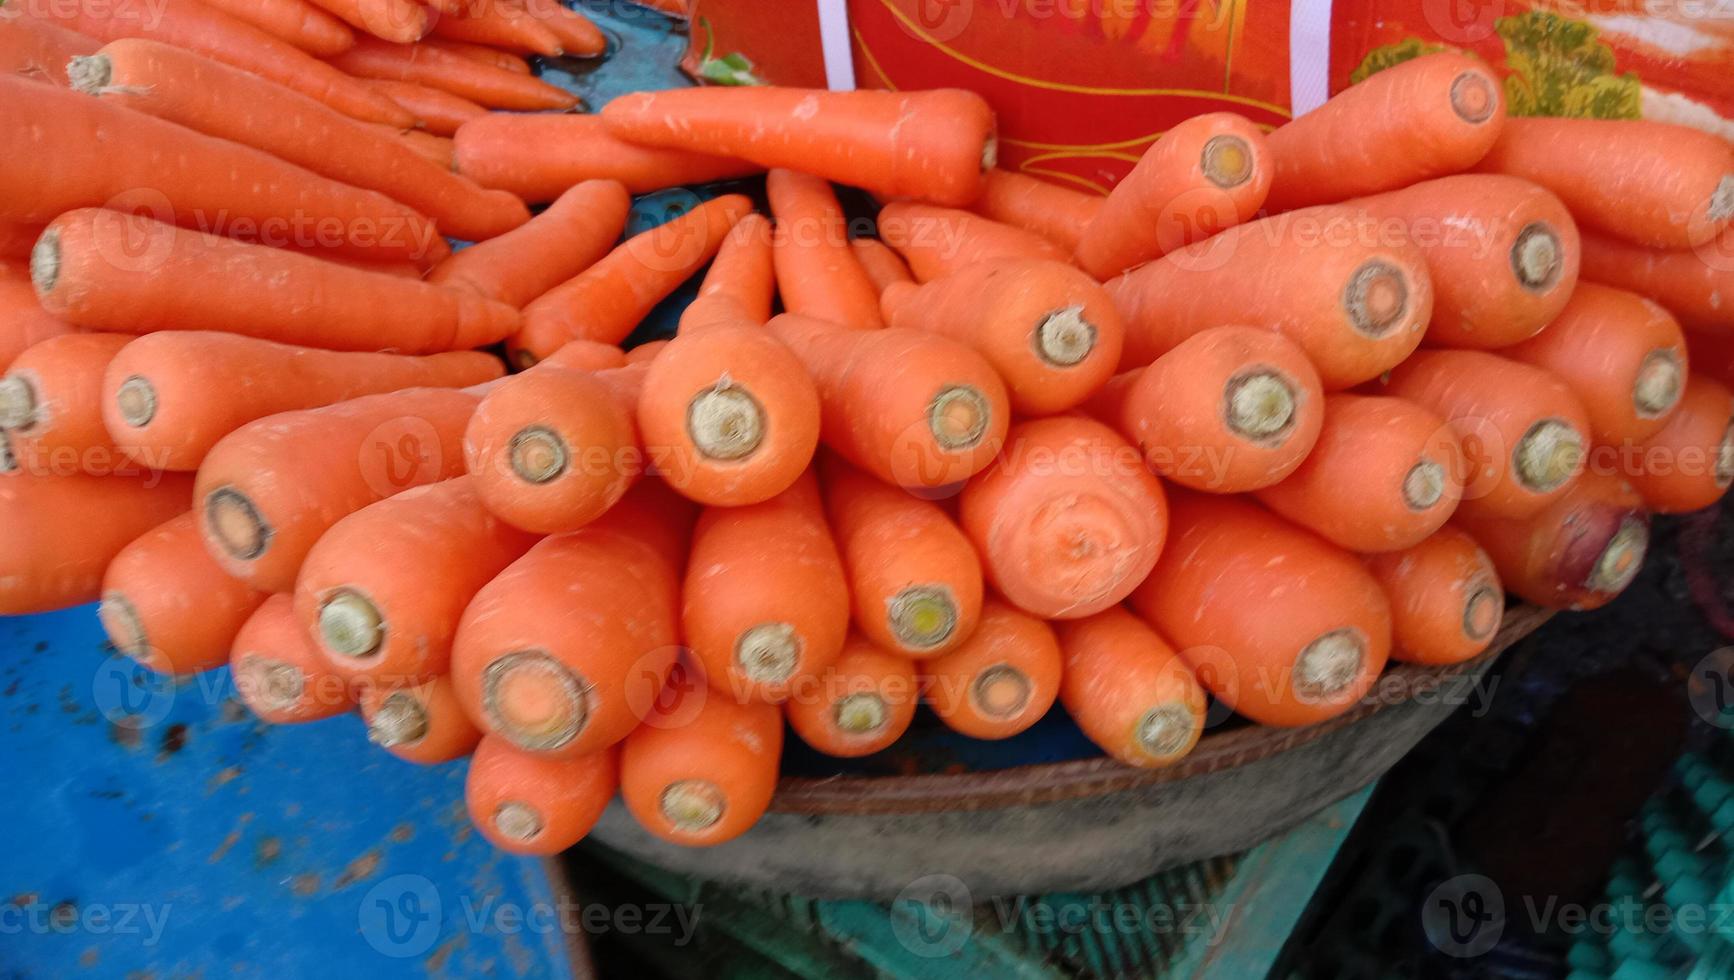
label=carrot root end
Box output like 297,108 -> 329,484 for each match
1223,371 -> 1297,443
493,801 -> 545,843
0,377 -> 39,431
481,649 -> 587,753
368,691 -> 429,749
1200,135 -> 1254,190
888,585 -> 958,652
928,386 -> 992,451
971,663 -> 1032,720
115,377 -> 159,428
1136,703 -> 1196,760
687,382 -> 765,461
1291,629 -> 1366,703
206,488 -> 273,563
1513,419 -> 1584,495
1402,459 -> 1447,511
1034,306 -> 1097,367
318,590 -> 385,659
29,229 -> 59,296
735,622 -> 800,684
98,591 -> 152,668
1448,70 -> 1497,124
1344,260 -> 1409,339
1633,350 -> 1684,419
660,779 -> 726,832
1511,223 -> 1563,294
1463,585 -> 1501,642
1588,518 -> 1649,595
508,426 -> 569,485
239,655 -> 305,713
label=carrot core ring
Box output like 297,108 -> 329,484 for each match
834,693 -> 889,735
1034,306 -> 1097,367
508,426 -> 568,484
493,802 -> 544,843
687,383 -> 765,461
1463,585 -> 1501,642
1402,459 -> 1447,511
1512,419 -> 1583,494
318,590 -> 384,658
1292,629 -> 1365,703
28,229 -> 59,294
116,376 -> 159,427
1588,518 -> 1648,594
1633,350 -> 1684,418
482,649 -> 587,752
928,385 -> 992,450
1344,260 -> 1409,338
99,591 -> 151,665
206,487 -> 273,562
972,663 -> 1031,719
1137,703 -> 1196,759
735,622 -> 800,683
368,691 -> 428,748
1223,370 -> 1297,442
0,377 -> 38,430
1200,135 -> 1253,189
888,585 -> 958,651
660,779 -> 726,832
1448,71 -> 1497,124
1511,223 -> 1563,293
239,654 -> 305,712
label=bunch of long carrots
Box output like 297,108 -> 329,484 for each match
2,27 -> 1729,857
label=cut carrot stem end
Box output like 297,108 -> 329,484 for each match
206,488 -> 272,561
1464,586 -> 1501,642
493,801 -> 544,843
1345,260 -> 1409,338
835,693 -> 889,735
1137,703 -> 1196,758
1034,306 -> 1096,367
237,655 -> 304,713
660,779 -> 726,832
1710,176 -> 1733,223
1589,518 -> 1648,594
98,592 -> 150,666
115,376 -> 158,428
28,229 -> 58,293
928,385 -> 992,450
1511,223 -> 1563,292
1402,459 -> 1447,511
481,649 -> 587,752
735,622 -> 800,683
888,585 -> 958,651
1633,350 -> 1684,418
1201,135 -> 1253,189
972,663 -> 1032,719
1224,371 -> 1297,441
1449,71 -> 1496,123
687,383 -> 764,461
66,54 -> 109,92
1291,629 -> 1366,703
508,426 -> 568,485
367,691 -> 429,749
1513,419 -> 1584,493
0,377 -> 38,430
318,590 -> 384,659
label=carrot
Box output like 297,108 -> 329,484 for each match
36,211 -> 516,353
620,679 -> 781,847
0,223 -> 46,261
453,112 -> 760,203
195,386 -> 480,591
419,36 -> 529,73
920,599 -> 1061,740
1354,175 -> 1580,349
1115,325 -> 1324,492
230,594 -> 356,723
760,169 -> 881,330
1055,608 -> 1207,768
1104,206 -> 1433,389
507,0 -> 605,56
0,263 -> 73,371
1075,112 -> 1271,280
1378,350 -> 1591,521
848,237 -> 913,297
102,332 -> 498,472
197,0 -> 354,55
877,202 -> 1064,283
12,0 -> 414,126
763,313 -> 1007,486
1255,394 -> 1465,553
679,212 -> 775,330
296,476 -> 538,687
429,4 -> 562,56
393,127 -> 454,170
328,37 -> 578,111
0,80 -> 443,263
0,468 -> 192,615
821,455 -> 983,657
450,481 -> 692,757
969,168 -> 1102,254
430,181 -> 631,309
959,416 -> 1165,619
301,0 -> 427,43
683,471 -> 850,703
512,194 -> 754,364
362,77 -> 484,135
785,634 -> 917,758
1503,282 -> 1688,447
462,362 -> 646,532
73,41 -> 528,243
1455,469 -> 1649,611
881,257 -> 1125,415
543,340 -> 629,372
1620,373 -> 1734,514
1578,229 -> 1734,335
99,511 -> 268,676
0,17 -> 98,86
465,736 -> 617,854
602,87 -> 997,206
1264,52 -> 1505,213
1476,117 -> 1734,250
1364,527 -> 1503,666
0,333 -> 132,467
1690,332 -> 1734,389
361,675 -> 483,764
625,340 -> 668,364
1130,493 -> 1392,728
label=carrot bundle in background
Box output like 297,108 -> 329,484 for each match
454,112 -> 761,202
329,37 -> 578,111
101,512 -> 269,676
429,180 -> 632,309
968,169 -> 1102,254
1578,230 -> 1734,335
0,333 -> 133,464
196,0 -> 355,56
1622,374 -> 1734,514
360,675 -> 483,765
466,736 -> 618,855
766,169 -> 884,330
785,635 -> 918,758
1456,469 -> 1650,611
231,594 -> 354,724
427,3 -> 564,57
877,203 -> 1063,282
1365,527 -> 1503,666
920,599 -> 1062,740
620,683 -> 783,847
1056,608 -> 1206,769
511,0 -> 608,55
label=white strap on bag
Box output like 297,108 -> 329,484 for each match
1289,0 -> 1335,116
816,0 -> 857,91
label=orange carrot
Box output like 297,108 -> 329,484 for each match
0,469 -> 193,614
100,511 -> 269,675
0,80 -> 442,262
0,17 -> 98,86
419,36 -> 529,73
197,0 -> 354,55
0,262 -> 73,371
301,0 -> 428,44
231,593 -> 356,723
1364,527 -> 1503,666
1455,469 -> 1650,610
1578,229 -> 1734,335
1130,492 -> 1392,728
1104,206 -> 1433,389
1690,332 -> 1734,389
102,332 -> 499,471
428,3 -> 562,56
1055,607 -> 1207,768
766,169 -> 883,330
620,680 -> 782,847
603,87 -> 997,206
512,194 -> 754,363
36,210 -> 516,352
959,416 -> 1166,619
1115,325 -> 1324,492
453,112 -> 760,203
542,340 -> 629,372
465,736 -> 617,854
785,633 -> 917,758
74,40 -> 527,242
1075,112 -> 1271,280
683,471 -> 850,703
821,454 -> 983,657
877,202 -> 1064,283
1620,373 -> 1733,514
1354,174 -> 1580,349
1476,117 -> 1734,249
328,37 -> 578,110
765,313 -> 1009,487
679,212 -> 775,330
0,223 -> 46,261
1378,350 -> 1591,521
1264,52 -> 1505,213
462,362 -> 646,532
881,257 -> 1125,415
921,599 -> 1061,740
392,126 -> 454,169
361,675 -> 483,764
0,333 -> 132,465
625,339 -> 668,364
195,386 -> 480,591
507,0 -> 604,56
296,476 -> 539,686
362,77 -> 485,135
430,180 -> 631,308
969,168 -> 1102,254
450,482 -> 692,757
13,0 -> 414,125
1503,282 -> 1688,447
849,237 -> 913,297
1255,394 -> 1465,553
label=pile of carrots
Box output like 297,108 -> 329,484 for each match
2,14 -> 1731,858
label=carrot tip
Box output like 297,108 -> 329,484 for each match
735,622 -> 800,683
687,383 -> 765,461
206,488 -> 273,562
1291,629 -> 1366,704
1035,306 -> 1097,368
1136,703 -> 1196,759
239,654 -> 304,712
971,663 -> 1032,719
98,591 -> 150,666
1633,350 -> 1684,418
1513,419 -> 1584,494
368,691 -> 429,749
1589,518 -> 1649,594
29,229 -> 59,295
0,376 -> 38,430
508,426 -> 569,485
835,693 -> 890,735
928,385 -> 992,451
1511,223 -> 1564,293
481,650 -> 587,752
888,585 -> 958,652
1709,175 -> 1733,224
1402,459 -> 1447,511
1224,371 -> 1297,442
493,801 -> 545,843
1344,260 -> 1410,338
114,377 -> 159,428
1448,70 -> 1497,125
1201,135 -> 1254,190
318,591 -> 385,659
1463,585 -> 1502,642
659,779 -> 726,832
66,54 -> 109,95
